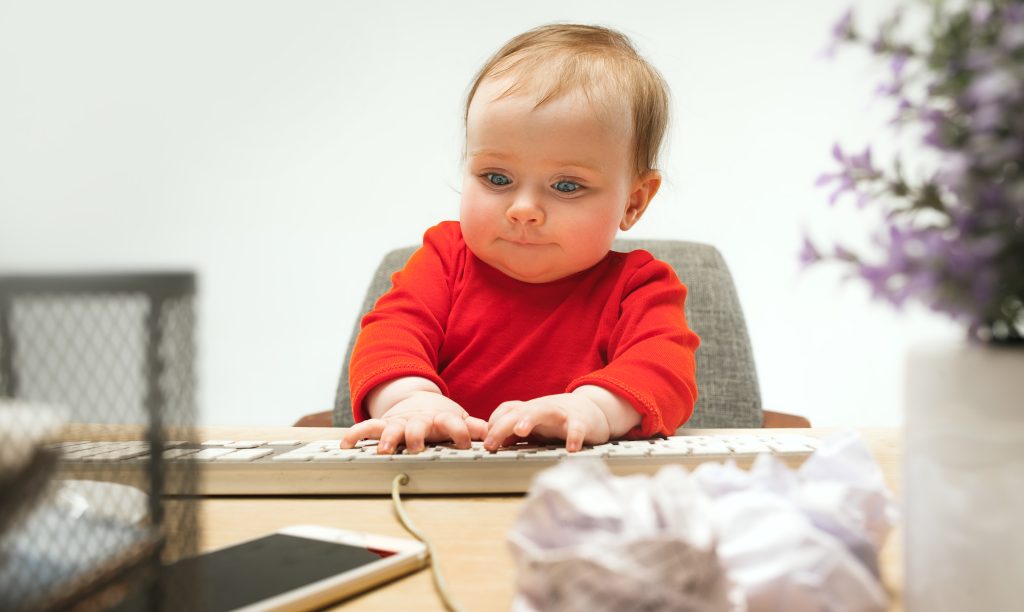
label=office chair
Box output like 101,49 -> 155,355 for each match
295,241 -> 808,429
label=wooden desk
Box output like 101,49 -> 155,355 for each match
194,427 -> 903,611
69,426 -> 903,610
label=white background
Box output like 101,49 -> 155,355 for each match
0,0 -> 960,427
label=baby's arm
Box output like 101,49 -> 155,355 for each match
340,376 -> 488,454
483,385 -> 640,452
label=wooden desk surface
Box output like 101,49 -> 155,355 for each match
68,425 -> 903,610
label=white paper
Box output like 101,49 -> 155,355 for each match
508,431 -> 896,612
0,400 -> 65,477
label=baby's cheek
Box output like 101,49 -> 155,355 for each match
573,215 -> 620,258
458,200 -> 498,246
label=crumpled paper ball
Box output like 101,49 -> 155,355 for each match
507,431 -> 896,612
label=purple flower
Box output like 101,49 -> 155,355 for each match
921,108 -> 952,149
999,23 -> 1024,50
816,144 -> 882,206
833,245 -> 857,262
890,53 -> 908,77
857,262 -> 904,307
936,153 -> 969,192
965,49 -> 997,71
971,103 -> 1003,132
848,147 -> 877,174
807,1 -> 1024,342
971,5 -> 994,25
821,7 -> 855,59
827,176 -> 856,206
969,268 -> 999,311
799,235 -> 823,268
966,69 -> 1018,106
968,133 -> 1021,171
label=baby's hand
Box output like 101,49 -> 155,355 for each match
340,391 -> 488,454
483,393 -> 611,452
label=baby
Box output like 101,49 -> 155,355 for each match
341,24 -> 699,454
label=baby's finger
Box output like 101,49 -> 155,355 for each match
377,420 -> 407,455
464,416 -> 489,440
485,412 -> 527,451
436,412 -> 471,449
512,403 -> 564,438
340,420 -> 385,448
403,418 -> 429,454
487,401 -> 522,424
564,418 -> 586,452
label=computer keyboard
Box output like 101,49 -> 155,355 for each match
51,433 -> 822,495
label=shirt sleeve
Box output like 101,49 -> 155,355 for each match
348,223 -> 460,422
566,257 -> 700,437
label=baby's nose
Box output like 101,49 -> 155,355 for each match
506,196 -> 544,225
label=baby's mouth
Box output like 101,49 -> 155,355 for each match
507,235 -> 546,246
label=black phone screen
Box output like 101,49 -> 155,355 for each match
115,533 -> 394,611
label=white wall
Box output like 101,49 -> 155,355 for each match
0,0 -> 960,427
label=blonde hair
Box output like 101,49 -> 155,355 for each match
465,24 -> 670,177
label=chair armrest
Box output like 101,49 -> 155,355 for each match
294,410 -> 333,428
762,410 -> 811,428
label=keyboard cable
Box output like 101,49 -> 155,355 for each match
391,473 -> 465,612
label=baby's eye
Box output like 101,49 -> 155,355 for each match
485,173 -> 512,186
553,180 -> 580,193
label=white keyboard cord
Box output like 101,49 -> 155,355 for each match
391,473 -> 465,612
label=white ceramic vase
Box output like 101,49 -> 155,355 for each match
904,341 -> 1024,611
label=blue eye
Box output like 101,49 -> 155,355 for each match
485,173 -> 511,186
553,180 -> 580,193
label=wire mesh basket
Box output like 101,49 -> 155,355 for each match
0,273 -> 199,611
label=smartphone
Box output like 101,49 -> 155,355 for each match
117,525 -> 428,611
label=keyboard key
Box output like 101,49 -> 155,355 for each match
485,450 -> 520,459
648,446 -> 690,457
216,448 -> 275,462
687,439 -> 732,455
565,448 -> 609,458
357,454 -> 396,462
309,449 -> 363,462
721,439 -> 773,455
53,441 -> 94,450
62,443 -> 131,459
616,440 -> 654,448
762,436 -> 819,453
164,448 -> 201,460
202,440 -> 233,446
268,440 -> 301,446
225,441 -> 266,449
518,451 -> 564,462
272,452 -> 313,462
79,447 -> 151,461
393,453 -> 438,462
310,455 -> 353,462
606,447 -> 650,457
305,440 -> 345,453
193,448 -> 235,461
437,450 -> 483,461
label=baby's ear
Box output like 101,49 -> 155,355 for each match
620,171 -> 662,231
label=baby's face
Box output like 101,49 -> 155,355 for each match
460,79 -> 643,283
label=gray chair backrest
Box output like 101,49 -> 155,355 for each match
333,240 -> 763,430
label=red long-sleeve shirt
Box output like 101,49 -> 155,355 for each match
349,221 -> 700,437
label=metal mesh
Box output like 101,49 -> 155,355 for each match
0,274 -> 199,611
